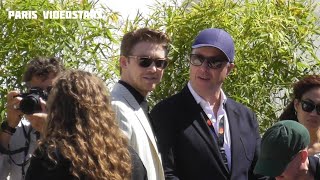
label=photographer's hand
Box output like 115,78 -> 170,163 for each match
6,91 -> 24,128
25,98 -> 47,134
0,91 -> 23,150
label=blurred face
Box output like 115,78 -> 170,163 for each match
120,41 -> 167,96
189,47 -> 234,96
275,151 -> 308,180
294,87 -> 320,130
28,72 -> 56,92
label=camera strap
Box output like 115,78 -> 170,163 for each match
0,144 -> 26,155
7,121 -> 33,179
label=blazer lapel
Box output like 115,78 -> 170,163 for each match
225,100 -> 241,174
134,107 -> 159,154
114,83 -> 160,155
182,86 -> 230,174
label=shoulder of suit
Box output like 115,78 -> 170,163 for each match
308,156 -> 320,177
225,98 -> 254,113
153,91 -> 184,110
111,97 -> 136,112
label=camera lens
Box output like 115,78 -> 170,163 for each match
19,95 -> 41,114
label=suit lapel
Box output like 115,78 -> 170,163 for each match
192,106 -> 218,154
225,100 -> 241,174
182,86 -> 230,174
113,83 -> 160,155
134,108 -> 159,153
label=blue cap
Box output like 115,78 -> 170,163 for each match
192,28 -> 235,63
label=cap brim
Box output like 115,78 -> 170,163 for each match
254,158 -> 288,177
191,44 -> 232,62
192,44 -> 219,49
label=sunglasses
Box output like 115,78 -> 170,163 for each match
26,86 -> 52,93
128,56 -> 168,69
300,100 -> 320,115
189,54 -> 229,69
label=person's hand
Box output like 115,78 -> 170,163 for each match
24,98 -> 47,133
25,113 -> 47,133
6,91 -> 23,128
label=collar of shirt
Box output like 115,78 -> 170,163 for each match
119,80 -> 145,105
187,82 -> 227,122
188,82 -> 232,170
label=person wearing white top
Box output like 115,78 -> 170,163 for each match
0,57 -> 64,180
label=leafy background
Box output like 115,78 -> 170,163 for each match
1,0 -> 320,133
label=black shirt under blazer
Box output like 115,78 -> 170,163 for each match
150,85 -> 267,180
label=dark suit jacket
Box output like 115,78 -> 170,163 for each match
150,85 -> 266,180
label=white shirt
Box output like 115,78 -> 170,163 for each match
0,119 -> 38,180
188,82 -> 232,170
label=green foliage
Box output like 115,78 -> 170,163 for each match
136,0 -> 320,132
0,0 -> 119,121
1,0 -> 319,133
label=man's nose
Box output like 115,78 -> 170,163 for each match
147,61 -> 157,72
200,60 -> 211,69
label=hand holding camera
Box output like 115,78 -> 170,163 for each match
6,91 -> 24,128
6,87 -> 48,132
17,87 -> 49,115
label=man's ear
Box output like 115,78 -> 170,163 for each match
226,63 -> 235,76
299,149 -> 308,163
120,56 -> 128,69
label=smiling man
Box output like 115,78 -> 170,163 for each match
111,28 -> 170,180
150,28 -> 266,180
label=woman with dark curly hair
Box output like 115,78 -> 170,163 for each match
280,75 -> 320,157
25,70 -> 147,180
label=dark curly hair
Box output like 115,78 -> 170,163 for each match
23,57 -> 64,83
279,75 -> 320,121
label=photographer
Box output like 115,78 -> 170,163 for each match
0,57 -> 64,180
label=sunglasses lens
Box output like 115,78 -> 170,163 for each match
190,54 -> 204,66
301,101 -> 315,112
190,54 -> 227,69
208,61 -> 224,69
317,106 -> 320,115
155,60 -> 168,69
139,58 -> 153,68
138,57 -> 168,69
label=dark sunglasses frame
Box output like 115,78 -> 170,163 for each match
128,56 -> 168,69
300,100 -> 320,115
26,85 -> 52,93
189,54 -> 229,69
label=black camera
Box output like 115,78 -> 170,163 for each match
18,87 -> 49,115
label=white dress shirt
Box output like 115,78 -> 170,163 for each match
188,82 -> 232,170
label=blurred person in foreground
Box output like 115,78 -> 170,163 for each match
254,120 -> 320,180
0,57 -> 64,180
25,70 -> 147,180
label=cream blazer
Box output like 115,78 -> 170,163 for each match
111,83 -> 165,180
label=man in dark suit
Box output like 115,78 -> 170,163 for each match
150,28 -> 266,180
